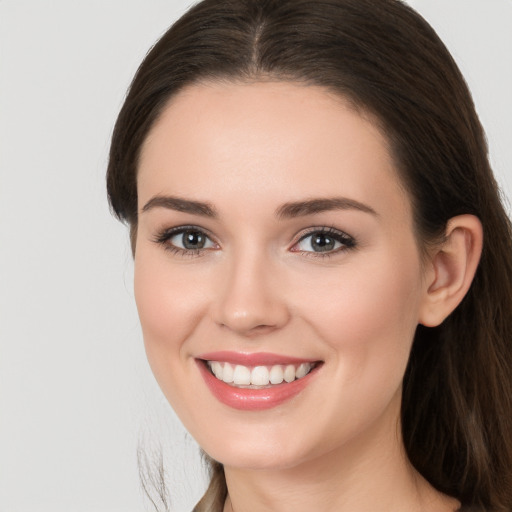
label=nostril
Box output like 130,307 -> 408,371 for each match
254,324 -> 276,331
249,324 -> 279,336
218,322 -> 278,337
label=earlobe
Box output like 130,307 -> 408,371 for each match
419,215 -> 483,327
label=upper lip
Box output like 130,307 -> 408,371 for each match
197,351 -> 321,366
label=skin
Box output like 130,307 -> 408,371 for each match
134,81 -> 473,511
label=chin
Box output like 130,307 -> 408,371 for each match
208,446 -> 307,471
196,423 -> 317,471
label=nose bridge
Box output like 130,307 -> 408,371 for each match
213,242 -> 289,335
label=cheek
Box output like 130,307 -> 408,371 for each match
133,248 -> 206,374
286,254 -> 423,448
299,251 -> 423,379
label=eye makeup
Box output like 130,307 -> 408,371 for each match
152,225 -> 219,257
290,226 -> 356,258
152,223 -> 357,259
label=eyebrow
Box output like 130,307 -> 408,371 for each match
141,194 -> 377,219
275,197 -> 378,219
141,195 -> 217,217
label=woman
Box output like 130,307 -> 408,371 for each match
107,0 -> 512,510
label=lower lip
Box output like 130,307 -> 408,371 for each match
196,360 -> 320,411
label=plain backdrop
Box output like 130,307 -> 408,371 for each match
0,1 -> 511,511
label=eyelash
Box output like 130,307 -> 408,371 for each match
153,225 -> 356,258
291,226 -> 356,258
153,225 -> 218,257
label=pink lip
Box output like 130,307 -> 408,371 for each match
197,351 -> 317,366
196,356 -> 322,411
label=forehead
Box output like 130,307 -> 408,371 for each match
137,80 -> 410,223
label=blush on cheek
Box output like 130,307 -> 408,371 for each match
307,258 -> 420,366
134,271 -> 169,339
135,284 -> 192,352
134,254 -> 212,360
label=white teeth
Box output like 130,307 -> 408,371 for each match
233,365 -> 251,385
269,365 -> 284,384
296,363 -> 309,379
284,364 -> 296,383
211,361 -> 223,380
222,362 -> 234,383
251,366 -> 270,386
207,361 -> 315,387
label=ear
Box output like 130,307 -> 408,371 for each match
419,214 -> 483,327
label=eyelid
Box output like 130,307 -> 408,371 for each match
290,226 -> 356,255
153,224 -> 219,255
152,224 -> 355,258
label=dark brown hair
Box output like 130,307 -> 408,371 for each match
107,1 -> 512,510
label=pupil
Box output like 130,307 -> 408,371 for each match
312,234 -> 335,252
183,231 -> 205,249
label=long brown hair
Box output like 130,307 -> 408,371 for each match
107,1 -> 512,510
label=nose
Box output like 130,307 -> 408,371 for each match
212,251 -> 291,337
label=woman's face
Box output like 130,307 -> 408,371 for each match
135,81 -> 431,470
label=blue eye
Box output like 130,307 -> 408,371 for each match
294,229 -> 355,254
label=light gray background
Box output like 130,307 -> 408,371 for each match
0,1 -> 511,511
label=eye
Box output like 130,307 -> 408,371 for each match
292,228 -> 355,255
154,226 -> 217,255
171,229 -> 215,250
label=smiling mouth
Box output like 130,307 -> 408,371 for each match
204,360 -> 320,389
196,354 -> 323,410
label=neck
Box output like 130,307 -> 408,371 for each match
222,395 -> 459,512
